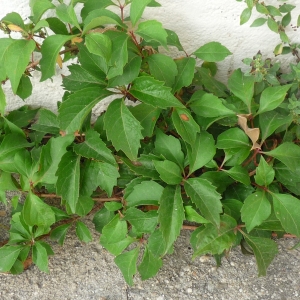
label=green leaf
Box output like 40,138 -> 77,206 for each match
56,150 -> 81,213
16,75 -> 32,100
241,191 -> 271,232
191,215 -> 236,258
279,4 -> 295,13
272,193 -> 300,237
1,39 -> 35,94
106,31 -> 129,79
63,64 -> 106,92
104,202 -> 122,211
154,129 -> 184,168
125,180 -> 164,207
267,17 -> 278,33
1,12 -> 25,29
93,207 -> 115,234
146,54 -> 178,87
100,215 -> 135,256
194,42 -> 231,62
73,129 -> 116,166
114,248 -> 139,286
259,110 -> 293,142
40,35 -> 74,82
186,131 -> 216,175
184,178 -> 222,227
130,0 -> 151,25
257,85 -> 292,114
172,57 -> 196,93
190,92 -> 235,117
107,55 -> 142,87
32,241 -> 49,273
216,128 -> 250,149
130,76 -> 184,108
75,196 -> 94,216
147,230 -> 166,257
185,206 -> 210,224
138,246 -> 163,280
158,185 -> 185,254
171,108 -> 200,145
255,156 -> 275,186
240,7 -> 252,25
244,235 -> 278,276
0,245 -> 23,272
82,9 -> 125,35
58,87 -> 112,134
265,142 -> 300,172
22,192 -> 55,227
223,165 -> 250,185
46,17 -> 69,35
153,160 -> 182,185
250,17 -> 267,27
75,221 -> 92,243
97,162 -> 120,196
30,108 -> 59,134
85,32 -> 112,62
130,103 -> 161,137
136,20 -> 168,49
166,29 -> 184,51
104,98 -> 143,160
222,199 -> 243,221
56,3 -> 81,30
228,69 -> 255,111
123,207 -> 158,233
32,19 -> 49,33
81,0 -> 114,20
50,224 -> 71,246
30,0 -> 55,24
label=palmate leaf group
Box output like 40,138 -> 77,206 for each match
0,0 -> 300,287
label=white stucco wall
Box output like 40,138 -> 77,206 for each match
1,0 -> 300,113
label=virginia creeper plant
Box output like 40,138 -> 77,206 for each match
0,0 -> 300,285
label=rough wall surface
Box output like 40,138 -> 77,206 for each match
1,0 -> 300,113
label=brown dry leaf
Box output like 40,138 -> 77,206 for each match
180,114 -> 189,121
7,24 -> 23,32
56,54 -> 63,69
71,36 -> 83,44
237,114 -> 260,150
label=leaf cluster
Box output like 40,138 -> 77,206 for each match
0,0 -> 300,285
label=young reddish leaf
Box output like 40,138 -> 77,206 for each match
184,178 -> 222,227
114,248 -> 139,286
241,191 -> 271,232
104,98 -> 143,161
158,185 -> 185,254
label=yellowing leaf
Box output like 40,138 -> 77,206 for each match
56,54 -> 63,68
71,36 -> 83,44
7,24 -> 23,32
237,114 -> 260,150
